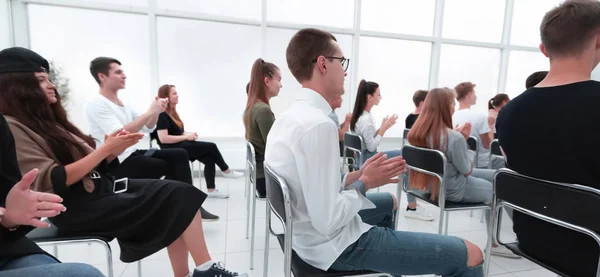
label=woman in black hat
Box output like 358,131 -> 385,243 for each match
0,47 -> 247,277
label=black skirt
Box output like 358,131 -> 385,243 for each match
50,178 -> 206,263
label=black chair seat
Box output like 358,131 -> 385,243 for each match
407,190 -> 488,210
276,235 -> 382,277
504,242 -> 570,277
26,224 -> 113,243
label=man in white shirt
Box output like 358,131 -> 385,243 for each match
84,57 -> 219,221
265,28 -> 483,276
452,82 -> 504,169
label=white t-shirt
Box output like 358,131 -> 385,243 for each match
452,109 -> 490,168
84,95 -> 154,162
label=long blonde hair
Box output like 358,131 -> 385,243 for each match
407,87 -> 455,200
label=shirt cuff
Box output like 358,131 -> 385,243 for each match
345,179 -> 376,210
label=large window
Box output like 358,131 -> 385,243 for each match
77,0 -> 147,7
510,0 -> 564,47
504,50 -> 548,99
438,44 -> 501,114
157,0 -> 261,21
28,4 -> 151,133
442,0 -> 506,43
357,37 -> 431,137
157,17 -> 261,138
267,0 -> 354,28
360,0 -> 435,36
265,28 -> 353,122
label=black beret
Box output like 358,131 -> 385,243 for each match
0,47 -> 49,74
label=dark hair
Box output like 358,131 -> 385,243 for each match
488,94 -> 510,110
90,57 -> 121,85
540,0 -> 600,58
0,72 -> 95,165
243,58 -> 279,138
350,79 -> 379,131
412,90 -> 428,107
245,82 -> 249,94
454,82 -> 476,100
525,71 -> 548,89
286,28 -> 338,82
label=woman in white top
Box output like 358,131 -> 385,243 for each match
350,80 -> 433,221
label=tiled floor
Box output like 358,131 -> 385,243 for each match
41,177 -> 556,277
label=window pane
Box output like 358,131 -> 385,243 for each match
358,37 -> 432,137
157,0 -> 261,20
438,44 -> 501,114
265,28 -> 353,120
77,0 -> 147,6
442,0 -> 506,43
157,17 -> 261,137
510,0 -> 563,47
504,50 -> 548,99
28,5 -> 151,133
267,0 -> 354,28
361,0 -> 435,36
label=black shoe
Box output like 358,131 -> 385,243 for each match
200,207 -> 219,222
192,262 -> 247,277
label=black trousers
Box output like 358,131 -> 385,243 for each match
160,141 -> 229,189
112,148 -> 193,186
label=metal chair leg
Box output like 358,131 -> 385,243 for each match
52,245 -> 58,257
263,202 -> 271,277
438,208 -> 445,234
250,182 -> 257,269
444,211 -> 450,235
101,241 -> 114,277
246,186 -> 252,240
137,261 -> 142,277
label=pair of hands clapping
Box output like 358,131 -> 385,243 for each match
358,152 -> 407,190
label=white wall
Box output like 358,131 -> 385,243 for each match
0,0 -> 11,49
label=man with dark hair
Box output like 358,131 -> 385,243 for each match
452,82 -> 504,169
525,70 -> 548,89
405,89 -> 428,129
84,57 -> 220,221
265,28 -> 483,276
496,1 -> 600,276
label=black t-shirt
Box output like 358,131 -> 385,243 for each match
155,112 -> 184,144
405,113 -> 419,129
496,80 -> 600,277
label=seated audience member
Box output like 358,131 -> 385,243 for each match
243,58 -> 281,198
265,27 -> 484,276
84,57 -> 218,221
525,70 -> 548,89
487,94 -> 509,137
327,94 -> 352,157
405,89 -> 428,129
496,1 -> 600,276
452,82 -> 504,169
154,84 -> 243,199
0,47 -> 246,277
408,87 -> 518,258
351,80 -> 432,221
0,113 -> 104,277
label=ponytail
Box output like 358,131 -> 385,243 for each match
350,79 -> 379,131
488,93 -> 510,110
488,98 -> 495,110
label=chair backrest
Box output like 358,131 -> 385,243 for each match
466,136 -> 478,151
264,164 -> 292,227
403,128 -> 410,139
490,139 -> 501,156
246,141 -> 257,183
402,144 -> 446,180
343,132 -> 364,152
494,169 -> 600,233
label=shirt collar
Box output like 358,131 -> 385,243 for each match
297,87 -> 333,116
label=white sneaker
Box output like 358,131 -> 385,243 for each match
490,245 -> 521,259
222,170 -> 243,179
207,189 -> 229,199
404,205 -> 434,221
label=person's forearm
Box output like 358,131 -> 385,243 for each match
338,128 -> 344,141
160,134 -> 189,144
344,171 -> 362,187
145,112 -> 159,129
64,148 -> 110,186
123,111 -> 153,133
376,127 -> 386,137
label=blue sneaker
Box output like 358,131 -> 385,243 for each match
192,262 -> 247,277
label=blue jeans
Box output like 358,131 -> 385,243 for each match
460,169 -> 513,226
0,254 -> 104,277
361,149 -> 416,204
360,192 -> 395,229
330,227 -> 482,277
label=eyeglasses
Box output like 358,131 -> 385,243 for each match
312,56 -> 350,72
